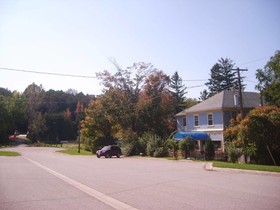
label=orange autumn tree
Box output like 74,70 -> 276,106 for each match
225,106 -> 280,165
81,98 -> 115,152
136,70 -> 175,136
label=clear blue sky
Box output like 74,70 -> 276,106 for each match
0,0 -> 279,98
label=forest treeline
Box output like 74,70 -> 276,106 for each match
0,85 -> 95,144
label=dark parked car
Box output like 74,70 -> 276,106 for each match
96,145 -> 121,158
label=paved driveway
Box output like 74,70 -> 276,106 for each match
1,147 -> 280,210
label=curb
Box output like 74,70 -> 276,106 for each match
204,162 -> 280,177
204,162 -> 214,171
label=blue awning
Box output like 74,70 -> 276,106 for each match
174,132 -> 209,141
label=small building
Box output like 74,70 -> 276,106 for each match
175,90 -> 261,152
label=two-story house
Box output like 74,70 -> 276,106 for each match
175,90 -> 261,152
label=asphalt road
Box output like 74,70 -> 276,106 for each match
1,146 -> 280,210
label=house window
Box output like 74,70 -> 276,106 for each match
213,141 -> 221,149
207,113 -> 213,126
194,115 -> 199,127
183,118 -> 187,127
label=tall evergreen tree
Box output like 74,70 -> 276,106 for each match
202,58 -> 238,99
169,71 -> 187,113
199,89 -> 210,101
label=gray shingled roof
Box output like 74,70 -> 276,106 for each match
176,90 -> 261,116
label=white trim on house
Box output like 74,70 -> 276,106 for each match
207,112 -> 214,126
192,128 -> 223,132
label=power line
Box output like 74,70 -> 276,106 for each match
237,56 -> 270,67
0,67 -> 97,79
1,66 -> 209,82
0,65 -> 256,93
186,85 -> 206,89
182,79 -> 207,81
1,54 -> 271,80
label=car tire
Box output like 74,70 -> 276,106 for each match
117,153 -> 120,158
97,155 -> 100,158
105,154 -> 109,158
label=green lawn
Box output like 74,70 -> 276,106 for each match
58,147 -> 93,155
212,161 -> 280,173
0,151 -> 21,156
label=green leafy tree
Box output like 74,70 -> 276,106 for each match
23,83 -> 45,115
44,113 -> 77,144
0,84 -> 94,145
184,98 -> 199,108
0,91 -> 28,145
23,84 -> 45,140
256,50 -> 280,107
0,96 -> 12,145
96,61 -> 154,134
81,98 -> 114,152
7,91 -> 28,133
28,112 -> 47,142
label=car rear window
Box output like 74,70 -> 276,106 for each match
102,146 -> 111,150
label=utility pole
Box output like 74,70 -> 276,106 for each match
231,67 -> 248,118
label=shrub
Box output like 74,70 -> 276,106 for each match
225,141 -> 242,163
24,138 -> 32,145
153,147 -> 167,157
205,139 -> 215,160
143,133 -> 167,157
81,135 -> 92,151
224,106 -> 280,165
82,134 -> 115,154
179,137 -> 195,159
167,138 -> 179,159
138,132 -> 150,156
121,141 -> 137,156
120,129 -> 139,156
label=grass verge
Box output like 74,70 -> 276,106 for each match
0,151 -> 21,156
58,147 -> 93,155
212,161 -> 280,173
